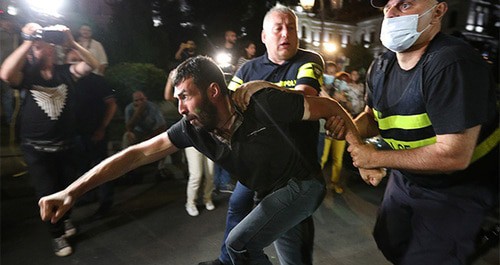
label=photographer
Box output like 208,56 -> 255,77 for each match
174,39 -> 198,62
0,22 -> 99,257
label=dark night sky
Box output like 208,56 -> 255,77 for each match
164,0 -> 281,56
164,0 -> 376,56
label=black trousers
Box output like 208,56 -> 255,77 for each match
21,144 -> 77,238
373,171 -> 496,265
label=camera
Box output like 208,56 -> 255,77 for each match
32,28 -> 65,45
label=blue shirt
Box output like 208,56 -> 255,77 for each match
124,101 -> 166,135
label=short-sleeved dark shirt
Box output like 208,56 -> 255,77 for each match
228,49 -> 324,164
167,89 -> 322,198
228,49 -> 324,91
74,73 -> 115,135
367,33 -> 498,188
18,64 -> 76,143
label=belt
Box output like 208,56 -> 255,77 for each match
22,139 -> 75,153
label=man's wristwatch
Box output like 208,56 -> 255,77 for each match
21,32 -> 35,41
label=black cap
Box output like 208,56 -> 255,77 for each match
370,0 -> 445,8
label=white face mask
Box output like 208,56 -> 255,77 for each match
323,74 -> 335,85
380,5 -> 436,52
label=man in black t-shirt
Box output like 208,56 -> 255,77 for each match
335,1 -> 499,264
38,56 -> 361,265
0,23 -> 99,257
202,4 -> 325,265
67,49 -> 118,219
206,4 -> 325,264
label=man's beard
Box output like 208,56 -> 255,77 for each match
195,96 -> 218,131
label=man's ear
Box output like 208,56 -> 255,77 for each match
261,30 -> 266,44
433,2 -> 448,22
207,82 -> 220,102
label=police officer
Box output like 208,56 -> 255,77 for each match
339,0 -> 499,264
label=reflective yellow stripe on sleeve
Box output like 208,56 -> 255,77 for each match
384,127 -> 499,162
297,62 -> 323,85
374,109 -> 432,130
471,128 -> 500,163
228,76 -> 244,91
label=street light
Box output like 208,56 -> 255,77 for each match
323,42 -> 337,55
299,0 -> 315,11
299,0 -> 325,54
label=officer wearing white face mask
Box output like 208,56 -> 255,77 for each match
379,1 -> 437,52
329,0 -> 499,264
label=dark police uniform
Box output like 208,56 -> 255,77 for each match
229,48 -> 324,163
367,32 -> 499,264
228,49 -> 324,92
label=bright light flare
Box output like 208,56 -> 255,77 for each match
26,0 -> 64,17
300,0 -> 315,10
7,5 -> 18,16
323,42 -> 337,54
215,51 -> 232,67
153,17 -> 163,27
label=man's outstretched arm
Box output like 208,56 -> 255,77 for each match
39,133 -> 179,224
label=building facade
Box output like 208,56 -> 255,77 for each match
296,0 -> 498,69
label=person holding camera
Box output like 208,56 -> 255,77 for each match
0,22 -> 99,257
174,39 -> 198,62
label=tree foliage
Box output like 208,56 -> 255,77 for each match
104,0 -> 172,69
105,63 -> 167,110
